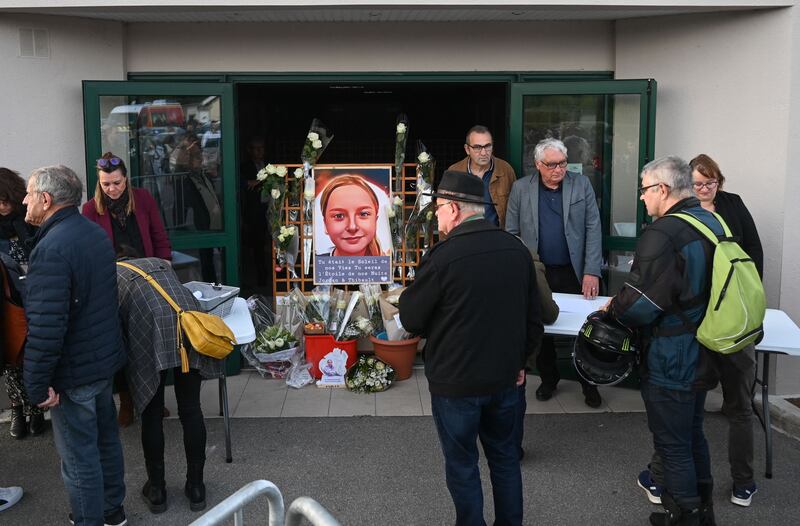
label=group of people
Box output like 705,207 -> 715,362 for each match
400,126 -> 762,526
1,156 -> 222,525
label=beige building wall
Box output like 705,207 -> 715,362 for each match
616,8 -> 800,394
0,15 -> 125,180
124,21 -> 614,72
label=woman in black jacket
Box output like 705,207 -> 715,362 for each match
689,153 -> 762,505
0,167 -> 43,440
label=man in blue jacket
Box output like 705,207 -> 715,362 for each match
607,157 -> 721,526
22,165 -> 127,526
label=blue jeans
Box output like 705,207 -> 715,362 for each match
641,380 -> 710,508
50,378 -> 126,526
431,386 -> 523,526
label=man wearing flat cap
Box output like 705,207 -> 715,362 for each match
400,170 -> 543,526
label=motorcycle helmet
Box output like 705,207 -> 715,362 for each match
573,310 -> 638,386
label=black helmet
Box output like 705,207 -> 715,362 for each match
573,311 -> 638,386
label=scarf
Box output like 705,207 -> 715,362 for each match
103,191 -> 131,228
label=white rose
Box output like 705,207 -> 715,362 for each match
288,226 -> 297,236
256,168 -> 268,182
266,164 -> 277,175
396,123 -> 406,134
386,205 -> 395,219
276,165 -> 288,177
271,188 -> 281,200
294,168 -> 304,179
393,196 -> 403,207
307,132 -> 319,141
418,151 -> 430,163
312,139 -> 323,149
278,234 -> 286,242
275,338 -> 285,347
304,189 -> 315,201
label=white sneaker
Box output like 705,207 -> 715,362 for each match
0,486 -> 23,512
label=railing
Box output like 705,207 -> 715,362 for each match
188,480 -> 342,526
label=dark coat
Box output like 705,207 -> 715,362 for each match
23,207 -> 126,405
399,218 -> 543,397
610,198 -> 720,392
82,187 -> 172,260
713,190 -> 763,278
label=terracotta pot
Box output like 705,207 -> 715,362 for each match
369,335 -> 421,381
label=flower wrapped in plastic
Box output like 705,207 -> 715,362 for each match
359,283 -> 385,336
242,295 -> 303,379
301,119 -> 334,275
406,141 -> 437,253
345,355 -> 395,393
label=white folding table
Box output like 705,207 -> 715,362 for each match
219,297 -> 256,463
548,293 -> 800,479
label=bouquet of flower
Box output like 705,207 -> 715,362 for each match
304,285 -> 332,325
406,141 -> 437,252
345,355 -> 395,393
256,164 -> 297,273
338,316 -> 374,342
254,325 -> 299,355
327,288 -> 347,336
300,119 -> 334,275
394,114 -> 409,194
359,284 -> 385,336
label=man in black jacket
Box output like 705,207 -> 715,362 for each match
400,170 -> 543,526
22,165 -> 127,526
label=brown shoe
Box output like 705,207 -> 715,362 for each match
118,391 -> 134,428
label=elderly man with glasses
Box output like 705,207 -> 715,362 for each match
448,125 -> 516,228
506,137 -> 603,408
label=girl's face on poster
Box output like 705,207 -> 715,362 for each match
323,184 -> 378,257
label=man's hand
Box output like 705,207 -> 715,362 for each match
37,387 -> 60,409
516,369 -> 526,386
582,274 -> 600,300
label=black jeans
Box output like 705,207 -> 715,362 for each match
141,368 -> 206,466
536,265 -> 591,388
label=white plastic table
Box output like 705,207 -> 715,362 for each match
218,297 -> 256,463
549,293 -> 800,478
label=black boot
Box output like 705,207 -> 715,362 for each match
697,479 -> 716,526
142,462 -> 167,513
29,412 -> 46,436
9,406 -> 27,439
185,462 -> 206,511
649,490 -> 701,526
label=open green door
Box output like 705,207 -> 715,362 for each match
82,81 -> 238,285
508,79 -> 656,294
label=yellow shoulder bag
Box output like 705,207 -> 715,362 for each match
117,262 -> 236,372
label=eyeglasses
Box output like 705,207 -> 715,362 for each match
692,181 -> 718,190
435,200 -> 458,211
539,159 -> 568,170
466,143 -> 493,153
96,157 -> 123,170
638,182 -> 665,195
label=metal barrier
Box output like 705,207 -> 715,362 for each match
188,480 -> 342,526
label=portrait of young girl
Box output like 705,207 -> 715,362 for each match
313,166 -> 393,284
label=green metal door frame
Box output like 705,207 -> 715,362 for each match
82,80 -> 239,284
508,79 -> 657,251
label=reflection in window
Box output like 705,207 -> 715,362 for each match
99,96 -> 224,234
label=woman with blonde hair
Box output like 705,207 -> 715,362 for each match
319,174 -> 386,257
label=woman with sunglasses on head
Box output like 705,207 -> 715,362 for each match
82,152 -> 172,427
0,167 -> 46,439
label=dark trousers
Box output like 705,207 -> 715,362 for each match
651,344 -> 756,488
431,386 -> 523,526
536,265 -> 591,388
141,368 -> 206,467
514,381 -> 526,458
642,381 -> 710,508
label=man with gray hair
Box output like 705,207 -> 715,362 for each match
606,156 -> 722,525
506,137 -> 603,407
22,165 -> 127,526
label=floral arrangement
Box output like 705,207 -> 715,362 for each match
406,141 -> 437,252
394,115 -> 409,194
254,325 -> 299,354
300,119 -> 333,275
338,316 -> 374,341
359,284 -> 385,336
345,355 -> 395,393
276,225 -> 297,252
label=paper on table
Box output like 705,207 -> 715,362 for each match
555,294 -> 610,315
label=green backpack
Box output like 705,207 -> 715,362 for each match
671,212 -> 766,354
